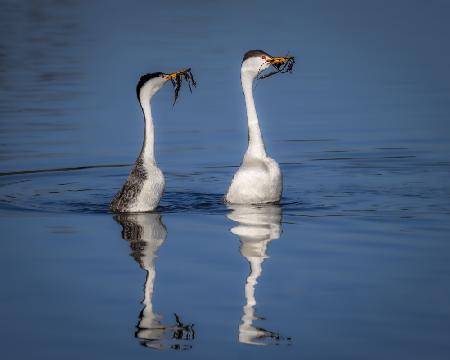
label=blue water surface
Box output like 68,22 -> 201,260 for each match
1,0 -> 450,359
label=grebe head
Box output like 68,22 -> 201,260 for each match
241,50 -> 295,80
136,69 -> 196,104
136,72 -> 168,102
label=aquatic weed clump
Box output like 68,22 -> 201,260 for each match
257,56 -> 295,80
170,68 -> 197,105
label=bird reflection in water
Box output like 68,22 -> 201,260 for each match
227,204 -> 291,346
114,213 -> 195,350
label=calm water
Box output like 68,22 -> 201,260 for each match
1,0 -> 450,359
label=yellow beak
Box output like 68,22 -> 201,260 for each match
164,68 -> 191,80
268,56 -> 292,64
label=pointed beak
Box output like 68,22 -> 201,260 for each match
267,56 -> 293,65
164,68 -> 191,80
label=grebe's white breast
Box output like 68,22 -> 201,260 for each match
225,155 -> 282,204
127,164 -> 165,213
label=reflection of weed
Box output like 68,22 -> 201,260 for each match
256,326 -> 292,343
172,313 -> 195,341
135,312 -> 195,351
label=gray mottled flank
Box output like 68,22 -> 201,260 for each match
110,155 -> 147,212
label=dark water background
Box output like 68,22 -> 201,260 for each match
1,0 -> 450,359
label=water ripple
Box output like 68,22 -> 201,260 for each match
0,153 -> 449,221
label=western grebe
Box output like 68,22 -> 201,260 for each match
111,69 -> 196,213
225,50 -> 295,205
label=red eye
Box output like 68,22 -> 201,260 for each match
261,55 -> 266,59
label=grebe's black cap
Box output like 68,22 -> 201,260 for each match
136,72 -> 163,99
242,50 -> 271,63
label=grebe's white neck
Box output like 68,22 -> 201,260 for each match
139,79 -> 165,167
241,70 -> 267,159
139,97 -> 156,166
